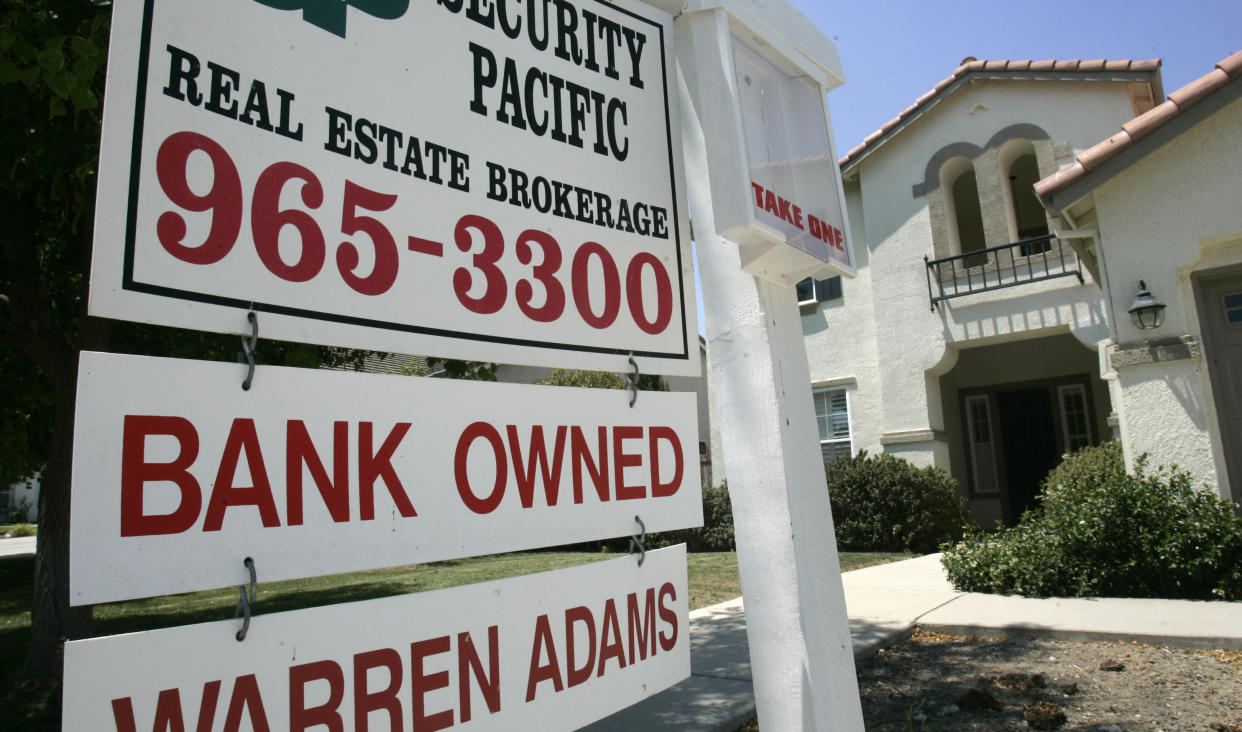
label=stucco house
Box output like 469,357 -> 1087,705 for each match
1035,50 -> 1242,504
800,57 -> 1168,526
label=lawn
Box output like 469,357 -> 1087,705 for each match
0,547 -> 909,728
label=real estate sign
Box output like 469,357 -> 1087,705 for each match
64,546 -> 690,732
91,0 -> 696,375
70,351 -> 701,605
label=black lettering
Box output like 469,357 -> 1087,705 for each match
469,42 -> 497,117
204,61 -> 240,119
239,81 -> 273,131
324,106 -> 352,156
162,44 -> 203,105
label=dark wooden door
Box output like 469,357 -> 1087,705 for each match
998,387 -> 1059,524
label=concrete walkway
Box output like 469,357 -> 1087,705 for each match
0,535 -> 35,558
584,553 -> 1242,731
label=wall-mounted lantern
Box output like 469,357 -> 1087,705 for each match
1127,280 -> 1167,330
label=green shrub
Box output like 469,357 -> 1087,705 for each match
648,481 -> 735,552
825,451 -> 971,553
941,442 -> 1242,600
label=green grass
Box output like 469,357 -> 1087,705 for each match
0,524 -> 36,537
0,549 -> 911,729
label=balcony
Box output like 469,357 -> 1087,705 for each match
924,234 -> 1084,310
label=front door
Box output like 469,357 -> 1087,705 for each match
998,387 -> 1060,524
1197,272 -> 1242,500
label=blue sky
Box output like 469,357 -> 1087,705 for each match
786,0 -> 1241,155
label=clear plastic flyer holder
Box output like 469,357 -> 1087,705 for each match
680,2 -> 854,286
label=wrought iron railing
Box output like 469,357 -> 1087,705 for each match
924,233 -> 1083,310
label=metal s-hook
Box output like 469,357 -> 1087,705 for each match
629,515 -> 646,566
234,557 -> 257,641
240,311 -> 258,391
624,353 -> 639,408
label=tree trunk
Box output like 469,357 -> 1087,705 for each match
21,360 -> 94,679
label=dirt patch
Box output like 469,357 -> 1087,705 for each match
856,628 -> 1242,730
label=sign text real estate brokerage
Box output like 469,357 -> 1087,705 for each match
91,0 -> 695,374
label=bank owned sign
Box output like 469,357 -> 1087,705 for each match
92,0 -> 696,375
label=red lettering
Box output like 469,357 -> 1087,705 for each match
648,427 -> 682,498
193,681 -> 222,732
286,420 -> 349,525
809,214 -> 822,239
831,224 -> 845,251
777,195 -> 793,225
565,606 -> 596,688
111,697 -> 138,732
658,582 -> 678,652
455,422 -> 507,514
597,598 -> 626,676
507,425 -> 567,508
750,180 -> 764,208
354,649 -> 403,732
222,674 -> 270,732
458,627 -> 501,723
626,588 -> 657,664
204,419 -> 280,531
525,614 -> 564,702
152,688 -> 186,732
792,204 -> 804,230
120,415 -> 202,537
612,426 -> 645,500
570,426 -> 609,503
410,637 -> 453,732
359,422 -> 416,520
763,189 -> 778,216
290,661 -> 344,732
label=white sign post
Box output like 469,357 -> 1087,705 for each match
71,351 -> 700,604
91,0 -> 696,374
64,547 -> 690,732
676,1 -> 863,728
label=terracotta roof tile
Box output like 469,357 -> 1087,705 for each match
1218,49 -> 1242,76
1168,67 -> 1230,107
1032,162 -> 1086,200
1121,99 -> 1180,141
1036,50 -> 1240,204
839,58 -> 1163,170
1076,131 -> 1133,172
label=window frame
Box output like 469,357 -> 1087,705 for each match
813,385 -> 853,464
796,276 -> 843,306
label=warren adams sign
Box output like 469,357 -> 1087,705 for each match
92,0 -> 696,375
70,351 -> 701,604
65,547 -> 690,731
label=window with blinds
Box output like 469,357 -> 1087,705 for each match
814,387 -> 852,463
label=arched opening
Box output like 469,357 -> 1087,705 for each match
940,157 -> 987,264
998,140 -> 1050,254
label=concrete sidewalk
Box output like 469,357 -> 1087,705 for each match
584,553 -> 1242,731
0,535 -> 35,558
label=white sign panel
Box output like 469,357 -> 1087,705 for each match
71,351 -> 701,604
64,546 -> 690,732
91,0 -> 697,375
